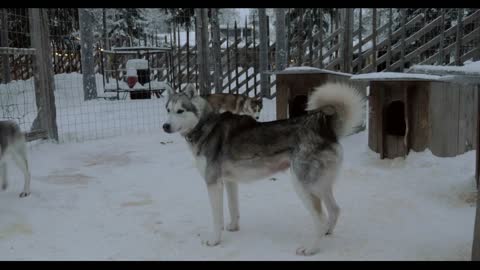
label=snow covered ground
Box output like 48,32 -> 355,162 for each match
0,126 -> 476,260
0,71 -> 477,260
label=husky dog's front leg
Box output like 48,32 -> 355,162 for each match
202,180 -> 224,246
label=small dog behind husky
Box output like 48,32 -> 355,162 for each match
163,83 -> 364,255
0,120 -> 31,197
204,93 -> 263,120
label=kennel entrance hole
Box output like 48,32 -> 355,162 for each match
289,95 -> 308,118
385,100 -> 406,136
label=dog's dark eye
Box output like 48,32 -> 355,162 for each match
167,108 -> 170,113
177,109 -> 184,114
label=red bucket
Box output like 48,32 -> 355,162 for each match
127,76 -> 138,89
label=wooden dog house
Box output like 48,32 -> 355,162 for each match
274,68 -> 359,120
351,72 -> 477,159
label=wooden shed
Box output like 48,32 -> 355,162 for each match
351,72 -> 478,159
274,68 -> 363,120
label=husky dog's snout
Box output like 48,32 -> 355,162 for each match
163,123 -> 171,133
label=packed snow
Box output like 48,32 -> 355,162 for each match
0,95 -> 476,260
410,61 -> 480,76
351,72 -> 442,81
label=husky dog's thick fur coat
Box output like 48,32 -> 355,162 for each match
163,83 -> 364,255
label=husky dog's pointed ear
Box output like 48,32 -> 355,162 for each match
184,84 -> 196,98
166,83 -> 175,96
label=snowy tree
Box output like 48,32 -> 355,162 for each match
108,8 -> 148,46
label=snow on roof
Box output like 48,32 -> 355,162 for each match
409,61 -> 480,76
126,59 -> 149,70
274,66 -> 352,76
351,72 -> 441,81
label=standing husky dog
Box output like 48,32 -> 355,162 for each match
0,121 -> 31,197
204,93 -> 263,120
163,83 -> 364,255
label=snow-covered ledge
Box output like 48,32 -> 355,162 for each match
264,66 -> 352,77
350,72 -> 441,81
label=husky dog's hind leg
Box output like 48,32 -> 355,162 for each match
225,181 -> 240,231
290,143 -> 342,256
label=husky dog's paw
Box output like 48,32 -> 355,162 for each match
19,192 -> 30,198
296,245 -> 320,256
201,236 -> 221,247
226,223 -> 239,232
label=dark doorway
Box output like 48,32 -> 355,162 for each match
385,100 -> 406,136
289,95 -> 308,118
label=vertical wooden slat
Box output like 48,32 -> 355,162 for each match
170,24 -> 176,90
286,9 -> 291,68
195,8 -> 210,95
318,9 -> 324,68
244,16 -> 249,95
429,82 -> 460,157
234,20 -> 239,94
371,8 -> 377,73
386,8 -> 393,70
186,23 -> 190,84
400,8 -> 406,71
212,8 -> 222,93
252,18 -> 257,95
342,8 -> 353,73
29,8 -> 58,141
275,8 -> 287,72
357,9 -> 363,72
297,8 -> 304,65
259,8 -> 269,97
455,8 -> 464,66
308,11 -> 314,66
177,23 -> 182,91
226,23 -> 232,93
438,9 -> 446,65
457,85 -> 475,154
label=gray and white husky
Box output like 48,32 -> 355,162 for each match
163,83 -> 364,255
0,120 -> 31,197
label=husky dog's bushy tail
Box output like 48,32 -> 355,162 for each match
307,83 -> 365,137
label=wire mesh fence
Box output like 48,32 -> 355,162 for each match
0,8 -> 479,144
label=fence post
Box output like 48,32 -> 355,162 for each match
195,8 -> 210,95
258,8 -> 269,97
275,8 -> 287,72
342,8 -> 353,73
0,9 -> 11,83
455,8 -> 464,66
371,8 -> 377,73
28,8 -> 58,141
79,8 -> 98,101
211,8 -> 222,93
